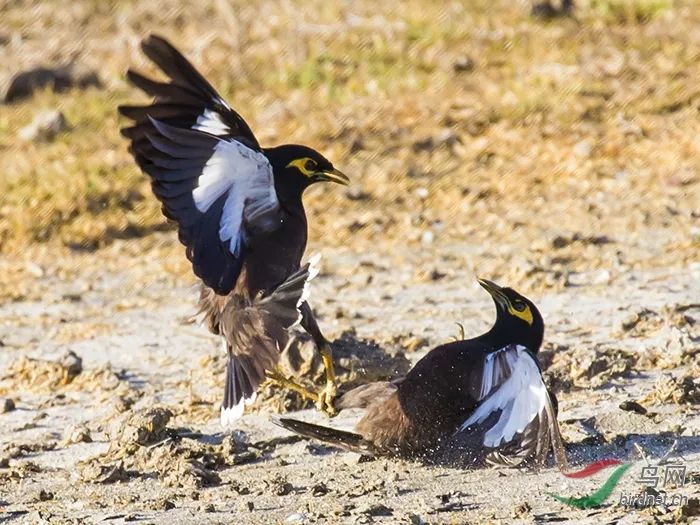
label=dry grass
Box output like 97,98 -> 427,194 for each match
0,0 -> 698,299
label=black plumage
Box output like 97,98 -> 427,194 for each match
118,35 -> 349,424
274,279 -> 568,468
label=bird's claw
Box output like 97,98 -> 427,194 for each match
316,381 -> 338,417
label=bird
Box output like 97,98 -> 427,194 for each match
118,35 -> 349,425
273,278 -> 568,468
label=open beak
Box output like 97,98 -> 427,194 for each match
477,278 -> 507,307
315,168 -> 350,186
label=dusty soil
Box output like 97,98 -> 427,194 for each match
0,249 -> 698,524
1,0 -> 699,523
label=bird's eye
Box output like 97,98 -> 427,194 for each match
304,159 -> 317,172
512,300 -> 526,312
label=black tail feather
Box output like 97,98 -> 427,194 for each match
221,354 -> 258,425
272,417 -> 375,455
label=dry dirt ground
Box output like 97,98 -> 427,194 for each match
1,0 -> 699,524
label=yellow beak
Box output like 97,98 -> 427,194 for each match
316,168 -> 350,186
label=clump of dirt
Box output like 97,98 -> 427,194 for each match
2,350 -> 83,391
0,350 -> 131,409
544,346 -> 638,392
112,407 -> 174,448
641,374 -> 700,406
616,308 -> 664,337
78,461 -> 135,484
78,407 -> 260,488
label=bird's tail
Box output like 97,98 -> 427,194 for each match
220,354 -> 258,426
272,417 -> 376,455
219,257 -> 321,427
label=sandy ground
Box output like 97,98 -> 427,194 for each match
0,242 -> 698,524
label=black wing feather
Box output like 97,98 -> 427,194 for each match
124,34 -> 260,149
119,35 -> 277,295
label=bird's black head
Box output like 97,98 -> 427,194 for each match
264,144 -> 349,203
478,278 -> 544,351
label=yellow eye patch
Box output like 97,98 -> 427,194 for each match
286,157 -> 317,177
507,303 -> 533,325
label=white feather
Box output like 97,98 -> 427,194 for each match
220,401 -> 245,427
298,253 -> 321,307
193,109 -> 230,135
459,345 -> 547,447
192,139 -> 279,255
288,253 -> 321,329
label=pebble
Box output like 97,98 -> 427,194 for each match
453,55 -> 475,73
1,398 -> 15,413
572,139 -> 593,158
18,110 -> 68,142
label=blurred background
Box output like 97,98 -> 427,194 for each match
1,1 -> 699,521
1,0 -> 697,306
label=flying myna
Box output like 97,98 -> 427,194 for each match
118,35 -> 349,424
274,279 -> 568,467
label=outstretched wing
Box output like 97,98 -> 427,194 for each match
458,345 -> 556,461
219,255 -> 320,423
119,35 -> 280,294
120,34 -> 259,147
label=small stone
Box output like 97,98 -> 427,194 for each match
311,483 -> 329,496
453,55 -> 475,73
63,424 -> 92,445
551,235 -> 570,249
221,431 -> 247,456
38,489 -> 53,501
1,398 -> 15,413
58,351 -> 83,379
345,187 -> 371,201
414,187 -> 429,200
359,503 -> 393,517
18,110 -> 68,142
435,129 -> 458,147
162,500 -> 175,511
285,513 -> 307,523
572,140 -> 593,158
619,400 -> 647,415
421,231 -> 434,246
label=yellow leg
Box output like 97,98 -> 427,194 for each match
265,368 -> 319,404
317,342 -> 338,416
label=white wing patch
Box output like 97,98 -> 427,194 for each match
193,109 -> 230,135
459,345 -> 547,448
289,253 -> 321,328
192,138 -> 279,255
298,253 -> 321,308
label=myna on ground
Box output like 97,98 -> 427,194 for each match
118,35 -> 349,424
274,279 -> 568,467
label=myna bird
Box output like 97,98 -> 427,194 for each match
274,279 -> 568,467
118,35 -> 349,424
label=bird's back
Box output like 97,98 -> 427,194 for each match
353,337 -> 496,455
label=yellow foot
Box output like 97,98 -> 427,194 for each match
265,369 -> 318,404
316,380 -> 338,417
